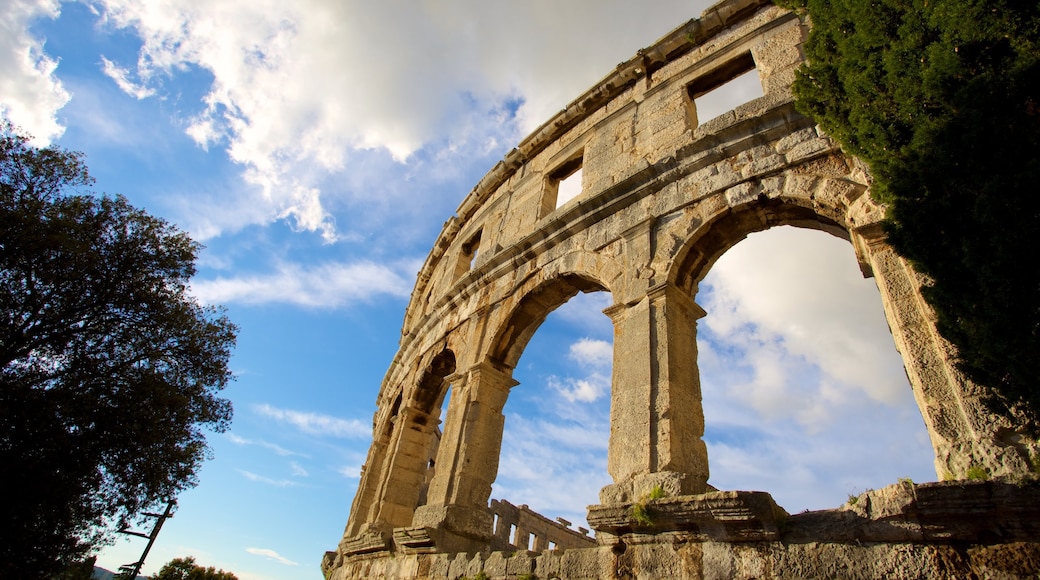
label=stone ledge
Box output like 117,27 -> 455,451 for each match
340,529 -> 391,557
587,490 -> 786,541
783,478 -> 1040,544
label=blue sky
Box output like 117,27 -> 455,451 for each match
5,1 -> 936,578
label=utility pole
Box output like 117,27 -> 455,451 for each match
116,500 -> 176,579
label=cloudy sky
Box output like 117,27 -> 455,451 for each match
5,1 -> 936,578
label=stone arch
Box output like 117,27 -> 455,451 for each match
670,197 -> 853,295
409,348 -> 457,416
488,272 -> 611,372
409,271 -> 615,549
347,348 -> 459,540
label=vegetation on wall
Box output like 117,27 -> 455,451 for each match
779,0 -> 1040,423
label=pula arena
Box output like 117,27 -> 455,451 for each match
323,1 -> 1040,578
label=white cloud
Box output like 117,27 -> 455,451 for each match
0,0 -> 69,143
245,547 -> 299,566
254,403 -> 370,438
289,461 -> 308,477
547,372 -> 609,403
190,260 -> 413,308
694,226 -> 935,510
495,410 -> 611,528
568,338 -> 612,368
701,226 -> 911,413
79,0 -> 700,239
237,469 -> 298,488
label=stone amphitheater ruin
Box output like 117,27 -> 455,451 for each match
323,1 -> 1040,577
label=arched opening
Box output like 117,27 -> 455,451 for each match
494,289 -> 613,531
483,274 -> 611,549
414,351 -> 456,509
695,225 -> 934,511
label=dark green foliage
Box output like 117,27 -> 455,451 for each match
51,556 -> 96,580
151,557 -> 238,580
781,0 -> 1040,421
0,124 -> 237,579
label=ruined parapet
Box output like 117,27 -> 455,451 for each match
488,499 -> 596,553
324,0 -> 1039,577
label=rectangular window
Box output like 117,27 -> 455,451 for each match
686,52 -> 764,127
452,229 -> 482,280
540,153 -> 584,217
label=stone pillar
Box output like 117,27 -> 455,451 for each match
342,433 -> 389,539
856,228 -> 1032,478
412,361 -> 517,546
368,404 -> 439,530
599,281 -> 710,505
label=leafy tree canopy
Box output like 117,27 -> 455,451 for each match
151,557 -> 239,580
0,123 -> 237,579
781,0 -> 1040,422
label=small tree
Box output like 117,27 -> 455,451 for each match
781,0 -> 1040,422
0,123 -> 238,578
151,557 -> 239,580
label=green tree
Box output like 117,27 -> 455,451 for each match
0,123 -> 238,579
781,0 -> 1040,422
151,557 -> 238,580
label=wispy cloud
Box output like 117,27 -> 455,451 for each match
289,461 -> 308,477
226,433 -> 305,457
191,260 -> 413,308
245,547 -> 299,566
337,464 -> 362,479
237,469 -> 298,488
99,55 -> 155,99
254,403 -> 370,438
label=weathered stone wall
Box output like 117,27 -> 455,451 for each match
330,480 -> 1040,579
324,0 -> 1039,577
488,499 -> 595,553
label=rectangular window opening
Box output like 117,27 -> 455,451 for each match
452,229 -> 482,280
509,523 -> 518,545
540,153 -> 584,217
527,533 -> 537,551
686,52 -> 764,127
555,166 -> 583,208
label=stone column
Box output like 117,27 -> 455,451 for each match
856,228 -> 1031,478
369,404 -> 439,530
599,281 -> 710,505
342,433 -> 389,539
412,361 -> 517,546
